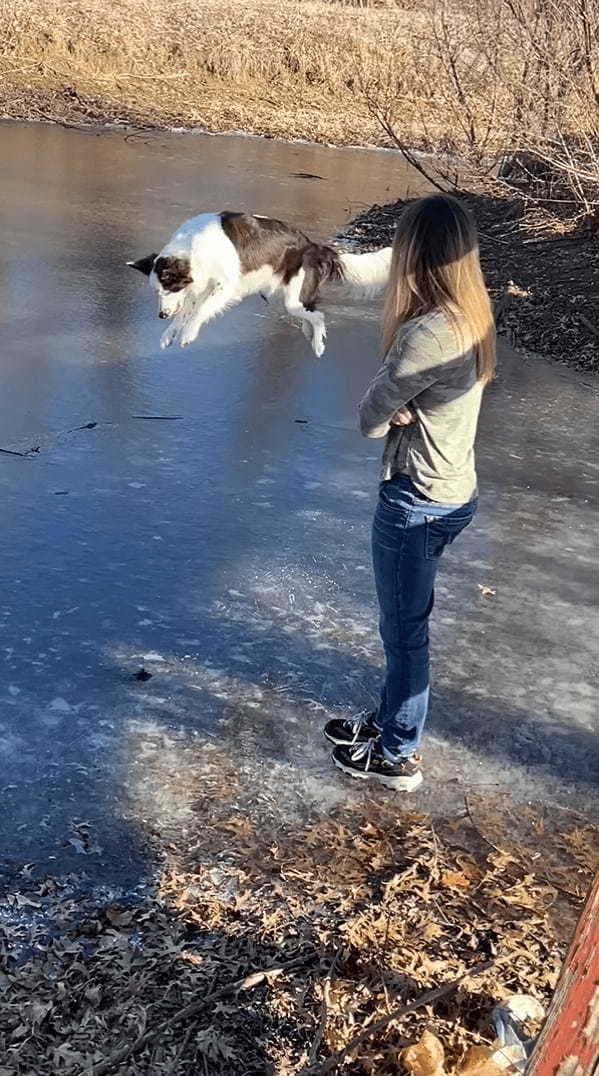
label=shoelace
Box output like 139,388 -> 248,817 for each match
349,712 -> 375,745
348,737 -> 378,770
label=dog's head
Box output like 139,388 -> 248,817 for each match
127,253 -> 193,319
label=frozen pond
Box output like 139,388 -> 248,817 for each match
1,123 -> 597,886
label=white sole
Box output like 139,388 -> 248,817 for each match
332,754 -> 423,792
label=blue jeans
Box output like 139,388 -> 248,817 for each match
372,475 -> 477,758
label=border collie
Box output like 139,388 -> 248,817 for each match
128,212 -> 391,356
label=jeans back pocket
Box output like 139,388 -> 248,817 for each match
424,512 -> 473,559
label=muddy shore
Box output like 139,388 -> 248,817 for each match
340,197 -> 599,376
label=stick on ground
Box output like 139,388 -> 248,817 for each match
303,960 -> 494,1075
89,951 -> 316,1076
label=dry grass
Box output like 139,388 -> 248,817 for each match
1,0 -> 597,192
0,0 -> 436,144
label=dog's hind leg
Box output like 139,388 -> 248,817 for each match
310,314 -> 327,358
282,272 -> 327,357
301,320 -> 314,343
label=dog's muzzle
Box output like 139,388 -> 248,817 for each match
158,310 -> 169,319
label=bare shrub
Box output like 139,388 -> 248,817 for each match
498,0 -> 599,220
0,0 -> 597,213
359,0 -> 599,224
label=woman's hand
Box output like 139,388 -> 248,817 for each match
390,405 -> 417,427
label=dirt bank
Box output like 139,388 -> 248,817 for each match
0,70 -> 383,147
340,195 -> 599,375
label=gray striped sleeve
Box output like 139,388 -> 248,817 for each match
358,322 -> 444,438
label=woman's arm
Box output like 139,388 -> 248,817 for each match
358,323 -> 443,438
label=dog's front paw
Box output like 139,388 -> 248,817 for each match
179,326 -> 199,349
160,326 -> 177,350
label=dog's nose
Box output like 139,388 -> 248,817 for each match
159,311 -> 169,319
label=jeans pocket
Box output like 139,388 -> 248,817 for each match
373,499 -> 411,553
378,483 -> 413,511
424,513 -> 473,559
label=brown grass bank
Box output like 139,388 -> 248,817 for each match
2,0 -> 597,213
0,0 -> 419,143
2,0 -> 597,214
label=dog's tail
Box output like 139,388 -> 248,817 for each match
296,243 -> 391,310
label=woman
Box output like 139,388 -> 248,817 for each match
324,193 -> 496,791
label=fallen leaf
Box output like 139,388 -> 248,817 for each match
402,1030 -> 446,1076
12,893 -> 42,908
106,907 -> 134,927
459,1045 -> 506,1076
440,871 -> 472,890
422,922 -> 444,942
84,985 -> 102,1006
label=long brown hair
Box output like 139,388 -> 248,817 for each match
382,194 -> 496,383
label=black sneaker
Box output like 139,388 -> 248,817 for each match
331,738 -> 423,791
323,711 -> 380,747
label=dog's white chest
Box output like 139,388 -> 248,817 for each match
236,266 -> 279,299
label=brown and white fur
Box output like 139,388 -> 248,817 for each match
128,211 -> 391,357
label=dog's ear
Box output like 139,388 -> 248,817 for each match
127,253 -> 158,276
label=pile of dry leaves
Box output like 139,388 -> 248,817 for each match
2,766 -> 597,1076
339,194 -> 599,375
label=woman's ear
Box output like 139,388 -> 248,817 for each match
127,253 -> 158,276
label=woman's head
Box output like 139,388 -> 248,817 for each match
383,193 -> 496,382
